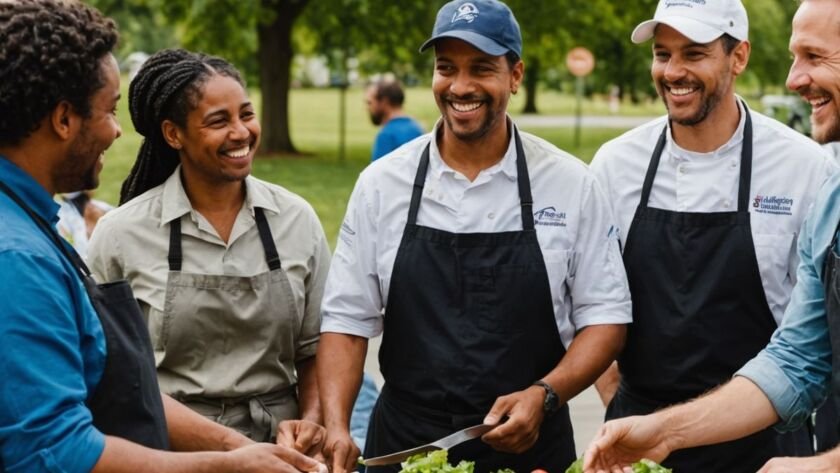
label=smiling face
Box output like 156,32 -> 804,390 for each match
165,74 -> 260,186
651,25 -> 748,127
432,38 -> 523,143
787,0 -> 840,144
54,54 -> 122,193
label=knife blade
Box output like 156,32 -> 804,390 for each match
361,423 -> 495,467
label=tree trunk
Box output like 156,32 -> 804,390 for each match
257,0 -> 309,155
522,55 -> 540,114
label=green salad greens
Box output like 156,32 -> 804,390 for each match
565,458 -> 671,473
397,450 -> 514,473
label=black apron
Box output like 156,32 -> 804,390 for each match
364,130 -> 575,473
0,182 -> 169,449
819,217 -> 840,451
606,111 -> 813,472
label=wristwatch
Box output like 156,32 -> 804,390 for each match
532,380 -> 560,415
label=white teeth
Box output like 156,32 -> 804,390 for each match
809,96 -> 830,107
451,102 -> 482,112
670,87 -> 695,96
224,146 -> 250,159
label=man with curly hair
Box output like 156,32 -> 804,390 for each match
0,1 -> 326,472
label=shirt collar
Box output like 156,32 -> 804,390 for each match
427,116 -> 518,181
159,165 -> 280,225
0,156 -> 61,225
665,96 -> 748,160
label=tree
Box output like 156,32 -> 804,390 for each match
120,0 -> 310,155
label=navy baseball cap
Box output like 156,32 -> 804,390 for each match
419,0 -> 522,58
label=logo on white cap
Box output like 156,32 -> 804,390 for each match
452,2 -> 479,23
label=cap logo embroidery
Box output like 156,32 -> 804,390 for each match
452,2 -> 479,23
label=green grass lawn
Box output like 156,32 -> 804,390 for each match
97,80 -> 650,247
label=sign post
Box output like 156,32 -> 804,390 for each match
565,47 -> 595,149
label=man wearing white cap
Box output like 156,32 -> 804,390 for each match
588,0 -> 834,471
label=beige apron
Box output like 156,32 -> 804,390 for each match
154,207 -> 300,441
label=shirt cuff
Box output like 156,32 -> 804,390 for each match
736,354 -> 812,432
572,302 -> 633,330
321,315 -> 381,339
6,425 -> 105,473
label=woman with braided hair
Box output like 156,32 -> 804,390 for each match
87,49 -> 331,455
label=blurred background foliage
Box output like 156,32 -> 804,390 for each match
88,0 -> 800,155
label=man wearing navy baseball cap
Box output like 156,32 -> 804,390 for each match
318,1 -> 632,472
586,0 -> 834,471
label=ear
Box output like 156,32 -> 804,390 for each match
731,40 -> 751,76
161,119 -> 183,151
49,101 -> 81,141
510,60 -> 525,95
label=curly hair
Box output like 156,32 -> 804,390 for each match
0,0 -> 118,146
119,49 -> 244,204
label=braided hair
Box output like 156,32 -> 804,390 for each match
120,49 -> 244,204
0,0 -> 117,146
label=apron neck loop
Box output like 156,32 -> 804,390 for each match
514,129 -> 535,231
167,207 -> 281,272
640,103 -> 754,212
0,180 -> 92,279
407,128 -> 535,231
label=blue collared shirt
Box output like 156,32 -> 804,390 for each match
737,171 -> 840,431
0,157 -> 106,472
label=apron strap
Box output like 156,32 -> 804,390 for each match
168,217 -> 183,271
639,128 -> 668,208
167,207 -> 282,272
407,127 -> 534,230
737,103 -> 754,212
254,207 -> 282,271
640,102 -> 753,211
0,181 -> 92,279
407,144 -> 430,226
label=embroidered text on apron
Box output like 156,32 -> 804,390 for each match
364,130 -> 576,472
0,182 -> 169,449
607,109 -> 813,472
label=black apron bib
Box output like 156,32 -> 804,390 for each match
607,110 -> 812,472
364,130 -> 575,473
819,218 -> 840,451
0,182 -> 169,449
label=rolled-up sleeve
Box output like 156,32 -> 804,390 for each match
0,251 -> 105,472
568,177 -> 632,329
321,174 -> 385,338
737,182 -> 837,431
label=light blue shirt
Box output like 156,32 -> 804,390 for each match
737,171 -> 840,431
0,157 -> 106,472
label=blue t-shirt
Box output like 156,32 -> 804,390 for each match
0,157 -> 106,472
371,116 -> 424,161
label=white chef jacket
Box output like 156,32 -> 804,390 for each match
590,100 -> 836,323
321,121 -> 632,348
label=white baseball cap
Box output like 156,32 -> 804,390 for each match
631,0 -> 749,44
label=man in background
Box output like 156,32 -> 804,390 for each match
365,79 -> 424,161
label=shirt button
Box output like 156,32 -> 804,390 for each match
731,161 -> 738,168
723,200 -> 731,208
488,212 -> 495,220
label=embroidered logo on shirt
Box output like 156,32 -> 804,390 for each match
534,206 -> 566,227
753,195 -> 793,216
452,2 -> 479,23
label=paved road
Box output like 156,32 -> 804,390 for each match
363,336 -> 605,456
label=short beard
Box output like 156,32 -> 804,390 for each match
370,111 -> 384,126
440,95 -> 497,142
811,112 -> 840,144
